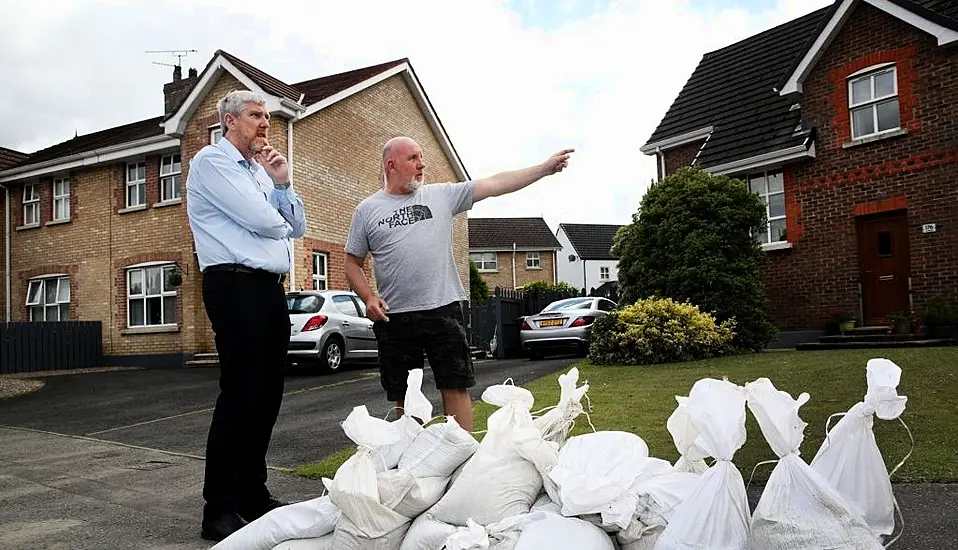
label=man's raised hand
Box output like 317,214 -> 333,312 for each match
542,148 -> 575,176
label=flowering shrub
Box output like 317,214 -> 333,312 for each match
588,297 -> 736,365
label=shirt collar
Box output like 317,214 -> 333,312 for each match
215,137 -> 261,172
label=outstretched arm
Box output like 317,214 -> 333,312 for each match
474,149 -> 574,202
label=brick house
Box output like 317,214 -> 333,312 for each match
555,223 -> 624,293
468,217 -> 561,292
0,50 -> 470,366
640,0 -> 957,344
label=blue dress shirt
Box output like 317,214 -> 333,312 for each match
187,138 -> 307,274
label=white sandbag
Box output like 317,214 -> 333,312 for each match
617,518 -> 662,547
548,431 -> 651,529
530,492 -> 561,514
371,369 -> 433,472
811,358 -> 908,537
666,395 -> 710,474
619,528 -> 661,550
322,406 -> 408,539
271,534 -> 334,549
513,426 -> 562,507
444,513 -> 545,550
744,377 -> 881,550
533,367 -> 590,445
398,416 -> 479,479
428,384 -> 543,526
212,495 -> 340,550
514,512 -> 615,550
331,515 -> 410,550
655,378 -> 750,550
377,469 -> 450,518
630,467 -> 699,528
400,513 -> 459,550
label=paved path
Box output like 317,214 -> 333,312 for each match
0,357 -> 954,548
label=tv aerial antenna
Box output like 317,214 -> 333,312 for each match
145,49 -> 197,68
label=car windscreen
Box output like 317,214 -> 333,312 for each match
543,298 -> 593,311
287,295 -> 324,314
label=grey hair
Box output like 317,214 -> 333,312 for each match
217,90 -> 268,133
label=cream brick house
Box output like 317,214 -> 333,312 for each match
468,217 -> 562,292
0,50 -> 470,366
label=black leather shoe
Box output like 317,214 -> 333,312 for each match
238,497 -> 290,523
201,512 -> 247,542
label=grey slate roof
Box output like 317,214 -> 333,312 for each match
643,0 -> 957,171
0,147 -> 28,170
468,218 -> 562,250
560,223 -> 624,260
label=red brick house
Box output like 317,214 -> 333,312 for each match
0,50 -> 470,366
641,0 -> 957,345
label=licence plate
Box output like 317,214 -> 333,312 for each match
538,318 -> 565,327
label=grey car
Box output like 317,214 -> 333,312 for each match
519,296 -> 617,359
286,290 -> 378,372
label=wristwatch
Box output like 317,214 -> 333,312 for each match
273,181 -> 291,190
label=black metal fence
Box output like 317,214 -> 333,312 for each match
0,321 -> 103,374
467,287 -> 600,359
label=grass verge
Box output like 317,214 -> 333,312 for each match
294,348 -> 957,483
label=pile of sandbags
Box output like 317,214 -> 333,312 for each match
213,359 -> 909,550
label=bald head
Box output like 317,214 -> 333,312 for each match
382,136 -> 426,194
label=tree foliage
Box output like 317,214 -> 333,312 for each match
469,261 -> 489,304
612,166 -> 776,350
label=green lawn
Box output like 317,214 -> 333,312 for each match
294,348 -> 957,483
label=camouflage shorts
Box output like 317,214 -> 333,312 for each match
372,301 -> 475,402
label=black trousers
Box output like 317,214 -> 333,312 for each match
201,268 -> 290,516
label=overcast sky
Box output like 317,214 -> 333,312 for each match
0,0 -> 831,231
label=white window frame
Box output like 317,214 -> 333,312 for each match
53,178 -> 70,221
25,276 -> 70,321
600,266 -> 610,280
470,252 -> 498,272
23,183 -> 39,226
312,252 -> 328,290
749,171 -> 787,245
159,154 -> 182,202
210,124 -> 223,144
848,65 -> 900,140
126,263 -> 178,327
525,251 -> 541,269
126,162 -> 147,208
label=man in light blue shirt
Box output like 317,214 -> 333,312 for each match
186,89 -> 306,542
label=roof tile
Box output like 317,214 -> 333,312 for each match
560,223 -> 624,260
468,218 -> 561,250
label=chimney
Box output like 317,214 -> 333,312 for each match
164,66 -> 200,118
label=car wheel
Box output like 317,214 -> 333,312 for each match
320,337 -> 343,372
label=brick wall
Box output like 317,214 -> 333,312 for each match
291,74 -> 469,300
663,140 -> 705,175
476,250 -> 556,291
763,3 -> 958,330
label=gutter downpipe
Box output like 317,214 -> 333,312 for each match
0,183 -> 9,321
287,119 -> 296,291
512,242 -> 517,290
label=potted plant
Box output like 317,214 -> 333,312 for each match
923,295 -> 957,339
888,310 -> 916,335
825,310 -> 856,334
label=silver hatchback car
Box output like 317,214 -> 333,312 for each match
520,296 -> 617,359
286,290 -> 378,372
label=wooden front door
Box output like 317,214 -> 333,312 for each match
857,212 -> 911,325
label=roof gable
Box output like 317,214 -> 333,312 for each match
780,0 -> 958,95
468,218 -> 562,250
0,147 -> 28,171
559,223 -> 624,260
293,59 -> 407,106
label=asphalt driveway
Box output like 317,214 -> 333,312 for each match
0,357 -> 579,469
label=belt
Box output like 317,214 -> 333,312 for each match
203,263 -> 286,284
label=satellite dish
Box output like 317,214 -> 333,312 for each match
568,254 -> 577,262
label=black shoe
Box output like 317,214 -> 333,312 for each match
238,496 -> 290,523
200,511 -> 247,542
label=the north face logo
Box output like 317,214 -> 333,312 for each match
379,205 -> 433,228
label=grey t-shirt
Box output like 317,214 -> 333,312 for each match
345,181 -> 476,314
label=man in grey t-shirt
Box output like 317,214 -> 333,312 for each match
345,136 -> 573,430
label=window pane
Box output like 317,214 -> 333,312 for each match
877,99 -> 900,132
878,231 -> 892,256
748,175 -> 766,195
130,299 -> 145,326
57,278 -> 70,302
27,281 -> 42,304
314,278 -> 327,291
129,270 -> 143,296
768,193 -> 786,218
162,266 -> 174,292
44,280 -> 57,304
58,304 -> 69,321
26,204 -> 39,225
146,297 -> 163,325
137,164 -> 146,181
127,185 -> 138,206
30,305 -> 44,321
770,219 -> 787,242
875,70 -> 895,98
55,198 -> 69,220
754,223 -> 769,244
145,267 -> 161,295
46,305 -> 59,321
851,78 -> 872,105
163,297 -> 176,324
127,164 -> 137,182
766,172 -> 783,194
852,106 -> 875,138
172,155 -> 181,173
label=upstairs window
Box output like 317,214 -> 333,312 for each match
470,252 -> 497,272
526,252 -> 540,269
126,162 -> 147,208
750,171 -> 786,244
22,184 -> 39,226
53,178 -> 70,221
160,154 -> 182,202
600,266 -> 610,280
849,66 -> 899,140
